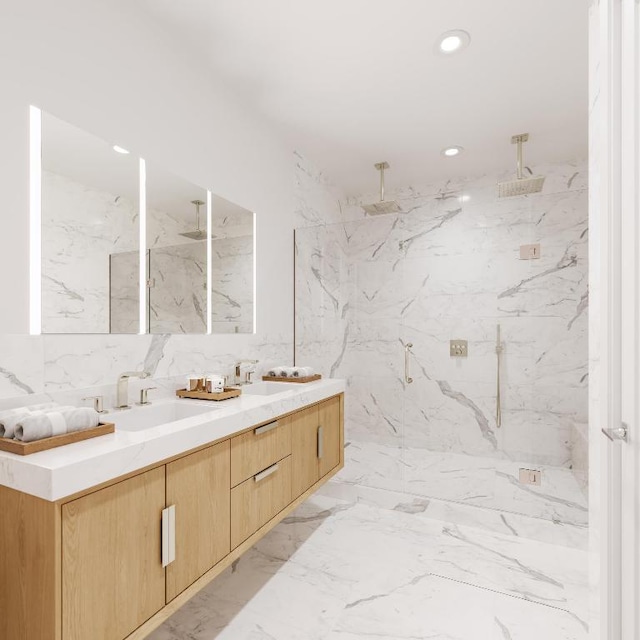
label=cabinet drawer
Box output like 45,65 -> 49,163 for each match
230,418 -> 291,487
231,455 -> 292,548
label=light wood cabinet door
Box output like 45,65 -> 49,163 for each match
62,467 -> 166,640
290,405 -> 320,498
166,441 -> 231,602
230,455 -> 292,548
318,395 -> 342,477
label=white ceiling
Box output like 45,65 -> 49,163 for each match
135,0 -> 588,196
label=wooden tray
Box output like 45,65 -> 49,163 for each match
176,387 -> 242,401
262,374 -> 322,383
0,422 -> 115,456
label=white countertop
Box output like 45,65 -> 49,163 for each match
0,379 -> 345,502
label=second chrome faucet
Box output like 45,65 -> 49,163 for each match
234,360 -> 259,385
115,371 -> 150,410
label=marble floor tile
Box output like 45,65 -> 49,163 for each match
150,495 -> 588,640
338,441 -> 588,526
318,481 -> 588,550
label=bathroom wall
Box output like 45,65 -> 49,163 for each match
0,0 -> 294,403
295,157 -> 588,469
42,170 -> 139,333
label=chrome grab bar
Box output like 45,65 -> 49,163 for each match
496,324 -> 503,428
404,343 -> 414,384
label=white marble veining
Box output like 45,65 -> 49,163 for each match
211,234 -> 254,334
318,480 -> 588,550
0,378 -> 344,501
149,241 -> 208,334
294,157 -> 588,519
149,494 -> 588,640
294,150 -> 346,228
332,441 -> 588,527
42,171 -> 139,333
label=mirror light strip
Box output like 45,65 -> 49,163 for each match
206,190 -> 212,335
29,106 -> 42,335
139,158 -> 147,334
252,212 -> 257,334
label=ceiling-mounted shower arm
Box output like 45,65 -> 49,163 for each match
511,133 -> 529,181
374,161 -> 389,202
191,199 -> 205,233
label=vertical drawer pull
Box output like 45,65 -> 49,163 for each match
161,505 -> 176,567
254,462 -> 279,483
317,425 -> 324,459
254,421 -> 278,436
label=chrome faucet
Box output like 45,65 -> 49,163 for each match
234,360 -> 259,385
115,371 -> 149,409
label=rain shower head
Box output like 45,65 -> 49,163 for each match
179,199 -> 208,240
497,134 -> 546,198
362,162 -> 402,215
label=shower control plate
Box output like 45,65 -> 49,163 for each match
520,244 -> 541,260
450,340 -> 468,357
519,468 -> 542,486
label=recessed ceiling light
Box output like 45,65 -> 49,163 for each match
442,146 -> 464,158
459,194 -> 471,203
112,145 -> 130,154
436,30 -> 471,55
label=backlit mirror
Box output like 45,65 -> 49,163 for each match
37,110 -> 255,335
210,195 -> 254,334
41,112 -> 140,333
145,166 -> 208,334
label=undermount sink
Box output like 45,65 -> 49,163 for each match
240,382 -> 300,396
109,401 -> 217,432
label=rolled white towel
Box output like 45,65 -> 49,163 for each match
0,403 -> 62,439
280,367 -> 296,378
292,366 -> 314,378
0,408 -> 30,438
15,407 -> 100,443
267,366 -> 288,377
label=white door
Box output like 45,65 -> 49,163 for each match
591,1 -> 640,638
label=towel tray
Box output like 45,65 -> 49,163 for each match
261,374 -> 322,383
176,388 -> 242,401
0,422 -> 115,456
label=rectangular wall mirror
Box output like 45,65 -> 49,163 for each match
37,110 -> 255,335
210,195 -> 254,334
144,165 -> 208,334
41,112 -> 140,334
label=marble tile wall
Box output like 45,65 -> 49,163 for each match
0,331 -> 291,413
148,242 -> 207,334
42,170 -> 139,333
295,159 -> 588,473
211,235 -> 254,334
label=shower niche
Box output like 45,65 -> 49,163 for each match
38,110 -> 254,335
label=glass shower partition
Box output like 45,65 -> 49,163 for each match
294,170 -> 588,528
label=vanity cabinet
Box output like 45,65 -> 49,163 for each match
166,440 -> 231,602
230,417 -> 291,486
61,467 -> 166,640
231,455 -> 293,548
0,392 -> 343,640
292,395 -> 341,498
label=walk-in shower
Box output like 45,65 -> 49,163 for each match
295,159 -> 588,533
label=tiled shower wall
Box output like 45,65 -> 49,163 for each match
295,158 -> 588,469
